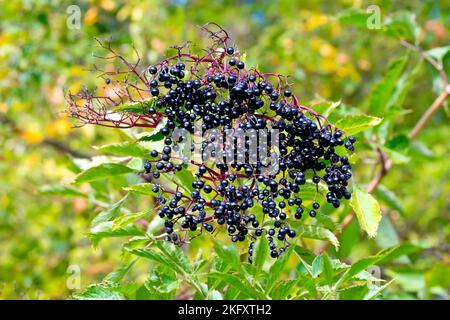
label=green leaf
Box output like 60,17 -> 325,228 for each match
123,183 -> 154,195
338,9 -> 371,28
322,252 -> 335,285
73,284 -> 125,300
311,101 -> 341,118
335,256 -> 380,289
112,211 -> 147,231
311,254 -> 323,278
270,280 -> 298,300
252,235 -> 268,276
384,11 -> 420,42
166,169 -> 196,193
155,241 -> 193,274
364,279 -> 394,300
137,117 -> 167,142
335,244 -> 420,288
73,163 -> 134,184
212,240 -> 243,273
368,56 -> 408,115
91,194 -> 129,227
339,284 -> 369,300
350,185 -> 382,238
138,132 -> 164,142
89,221 -> 143,247
376,243 -> 421,265
316,212 -> 341,232
336,115 -> 383,135
113,99 -> 156,113
385,269 -> 425,292
296,225 -> 339,249
129,248 -> 167,265
95,142 -> 148,158
39,184 -> 86,197
266,245 -> 294,291
103,260 -> 136,283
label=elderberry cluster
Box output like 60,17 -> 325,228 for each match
124,40 -> 356,260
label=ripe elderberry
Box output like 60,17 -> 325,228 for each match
74,25 -> 357,262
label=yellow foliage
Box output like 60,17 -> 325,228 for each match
100,0 -> 116,11
21,130 -> 44,145
46,118 -> 72,138
304,13 -> 329,31
84,7 -> 98,26
319,43 -> 336,57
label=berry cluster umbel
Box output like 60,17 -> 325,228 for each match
69,24 -> 356,261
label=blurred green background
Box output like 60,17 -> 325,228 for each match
0,0 -> 448,299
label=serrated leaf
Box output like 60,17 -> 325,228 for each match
91,194 -> 129,227
73,284 -> 125,300
156,241 -> 193,274
316,212 -> 341,232
387,61 -> 422,111
252,235 -> 268,276
95,142 -> 148,158
136,117 -> 167,142
112,211 -> 147,231
384,11 -> 420,42
166,169 -> 196,193
212,240 -> 243,273
311,101 -> 341,118
382,147 -> 410,164
208,272 -> 262,299
339,284 -> 369,300
336,115 -> 383,135
335,244 -> 420,289
426,46 -> 450,64
350,185 -> 382,238
270,280 -> 298,300
39,185 -> 86,197
123,183 -> 154,195
129,248 -> 167,265
296,225 -> 339,249
364,279 -> 394,300
266,245 -> 294,291
376,243 -> 421,265
338,219 -> 360,259
311,254 -> 323,278
73,163 -> 134,184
